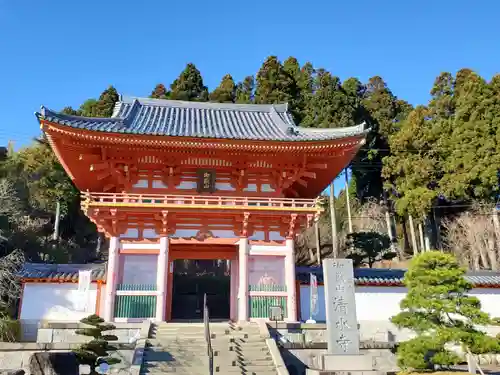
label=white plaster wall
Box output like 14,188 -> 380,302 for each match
249,244 -> 289,255
21,283 -> 98,322
300,285 -> 500,323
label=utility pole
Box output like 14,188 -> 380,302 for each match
329,182 -> 338,258
344,169 -> 353,233
52,201 -> 61,241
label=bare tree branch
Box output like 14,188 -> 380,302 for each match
443,204 -> 498,271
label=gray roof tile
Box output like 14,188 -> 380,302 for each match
36,96 -> 368,142
296,267 -> 500,287
19,263 -> 106,282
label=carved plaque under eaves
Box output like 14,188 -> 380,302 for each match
197,169 -> 216,193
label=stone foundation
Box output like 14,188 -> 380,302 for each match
0,321 -> 151,375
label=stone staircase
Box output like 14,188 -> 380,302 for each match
140,322 -> 279,375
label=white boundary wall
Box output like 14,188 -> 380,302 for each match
300,285 -> 500,322
20,283 -> 106,322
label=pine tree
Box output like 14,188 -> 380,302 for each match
170,63 -> 209,102
210,74 -> 236,103
150,84 -> 169,99
94,86 -> 119,117
235,76 -> 254,104
73,314 -> 121,375
391,251 -> 498,370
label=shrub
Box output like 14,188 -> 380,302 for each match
72,314 -> 120,375
391,251 -> 499,371
0,315 -> 20,342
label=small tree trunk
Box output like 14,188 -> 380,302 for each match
315,221 -> 321,265
472,252 -> 480,270
344,170 -> 353,233
329,183 -> 338,258
384,201 -> 397,256
418,222 -> 425,252
487,237 -> 497,271
409,215 -> 419,255
478,245 -> 490,269
400,216 -> 411,252
493,207 -> 500,260
308,248 -> 315,265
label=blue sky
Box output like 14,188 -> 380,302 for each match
0,0 -> 499,190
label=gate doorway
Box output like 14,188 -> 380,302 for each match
171,259 -> 230,321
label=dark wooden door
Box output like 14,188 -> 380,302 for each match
171,260 -> 230,321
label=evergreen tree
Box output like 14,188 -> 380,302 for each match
352,76 -> 411,201
382,106 -> 441,218
61,106 -> 81,116
254,56 -> 295,105
210,74 -> 236,103
73,314 -> 121,375
150,84 -> 169,99
294,62 -> 315,124
170,63 -> 208,102
342,77 -> 367,125
94,86 -> 119,117
301,69 -> 353,128
79,99 -> 99,117
235,76 -> 254,104
391,251 -> 498,370
440,70 -> 499,202
346,231 -> 394,268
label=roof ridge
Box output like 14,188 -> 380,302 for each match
119,96 -> 290,113
298,122 -> 369,135
37,106 -> 126,122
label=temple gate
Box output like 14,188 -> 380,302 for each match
37,97 -> 367,322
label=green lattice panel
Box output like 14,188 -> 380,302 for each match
249,296 -> 287,319
249,284 -> 287,292
117,284 -> 157,291
114,295 -> 156,318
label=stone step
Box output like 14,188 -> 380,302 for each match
141,370 -> 277,375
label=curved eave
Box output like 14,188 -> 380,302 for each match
35,106 -> 370,143
39,119 -> 368,153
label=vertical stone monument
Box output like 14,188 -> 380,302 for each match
307,259 -> 377,375
323,258 -> 360,355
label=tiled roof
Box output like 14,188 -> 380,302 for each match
19,263 -> 106,282
21,263 -> 500,288
35,96 -> 368,142
296,266 -> 500,288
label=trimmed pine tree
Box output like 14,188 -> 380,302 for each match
73,314 -> 121,375
391,251 -> 500,370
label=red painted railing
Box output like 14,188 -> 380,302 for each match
81,192 -> 321,211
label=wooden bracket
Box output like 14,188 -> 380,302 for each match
307,214 -> 314,228
161,210 -> 169,235
241,212 -> 251,237
287,214 -> 298,239
110,209 -> 118,236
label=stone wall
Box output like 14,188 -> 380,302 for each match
36,321 -> 147,344
0,321 -> 151,375
271,322 -> 500,375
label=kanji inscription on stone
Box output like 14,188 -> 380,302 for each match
322,258 -> 360,355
